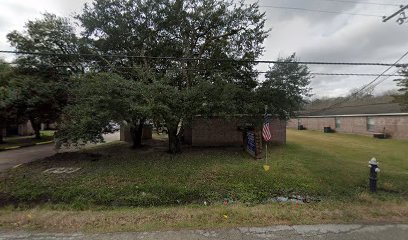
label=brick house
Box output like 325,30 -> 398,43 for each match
119,116 -> 287,147
184,115 -> 286,146
288,102 -> 408,139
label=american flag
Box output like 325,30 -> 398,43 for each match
262,114 -> 272,141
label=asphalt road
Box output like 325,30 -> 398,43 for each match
0,224 -> 407,240
0,132 -> 120,172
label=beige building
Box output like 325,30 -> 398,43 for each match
288,113 -> 408,139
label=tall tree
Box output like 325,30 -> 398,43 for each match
10,73 -> 69,139
56,72 -> 151,148
7,13 -> 83,138
257,54 -> 312,120
0,61 -> 21,143
394,68 -> 408,111
154,0 -> 268,153
78,0 -> 268,153
78,0 -> 167,147
7,13 -> 85,75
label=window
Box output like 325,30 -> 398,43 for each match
335,118 -> 341,129
367,117 -> 375,131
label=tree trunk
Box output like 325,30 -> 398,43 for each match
0,122 -> 5,144
31,120 -> 41,139
130,118 -> 145,148
168,125 -> 181,154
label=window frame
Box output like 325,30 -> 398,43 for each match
335,117 -> 341,129
367,117 -> 375,132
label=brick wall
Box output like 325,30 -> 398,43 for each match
288,115 -> 408,139
270,118 -> 287,144
287,119 -> 298,128
192,117 -> 244,146
192,116 -> 286,147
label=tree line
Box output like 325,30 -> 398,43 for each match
1,0 -> 348,152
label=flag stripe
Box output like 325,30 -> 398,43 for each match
263,122 -> 272,141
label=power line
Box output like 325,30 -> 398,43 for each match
311,50 -> 408,114
370,68 -> 400,89
258,5 -> 383,17
2,61 -> 404,77
382,4 -> 408,23
351,51 -> 408,93
317,0 -> 400,7
310,72 -> 402,77
0,50 -> 405,67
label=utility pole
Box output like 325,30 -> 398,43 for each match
383,5 -> 408,25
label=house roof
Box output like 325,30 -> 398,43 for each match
301,96 -> 407,116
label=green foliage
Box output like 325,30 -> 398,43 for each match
257,54 -> 312,119
0,60 -> 23,142
77,0 -> 269,152
56,73 -> 150,146
394,68 -> 408,111
11,74 -> 69,131
5,2 -> 312,151
6,13 -> 84,138
1,130 -> 407,208
7,13 -> 85,75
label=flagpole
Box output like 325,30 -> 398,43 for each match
264,105 -> 268,164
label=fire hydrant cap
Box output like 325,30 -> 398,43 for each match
369,157 -> 378,165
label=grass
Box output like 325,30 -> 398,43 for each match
0,201 -> 407,233
0,131 -> 55,150
0,129 -> 407,231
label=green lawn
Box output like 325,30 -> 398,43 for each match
0,131 -> 55,150
0,129 -> 406,209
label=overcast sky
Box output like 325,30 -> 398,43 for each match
1,0 -> 407,98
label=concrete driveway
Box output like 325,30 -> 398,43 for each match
0,132 -> 120,172
0,224 -> 407,240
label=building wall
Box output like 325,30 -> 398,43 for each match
288,115 -> 408,139
18,121 -> 34,136
270,117 -> 287,144
3,121 -> 35,137
192,116 -> 286,147
183,126 -> 192,145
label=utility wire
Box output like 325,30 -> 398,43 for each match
316,0 -> 400,7
311,50 -> 408,114
370,68 -> 400,89
0,50 -> 404,67
346,51 -> 408,96
2,61 -> 403,77
310,72 -> 402,77
258,5 -> 383,17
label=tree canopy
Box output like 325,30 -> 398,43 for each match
0,61 -> 20,143
257,54 -> 312,120
75,0 -> 269,152
4,0 -> 313,153
6,13 -> 81,139
56,72 -> 151,147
